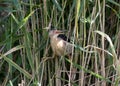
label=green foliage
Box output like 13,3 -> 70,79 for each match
0,0 -> 120,86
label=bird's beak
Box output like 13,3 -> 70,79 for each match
55,30 -> 68,34
55,30 -> 65,33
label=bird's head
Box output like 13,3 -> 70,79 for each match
48,29 -> 64,37
44,24 -> 64,37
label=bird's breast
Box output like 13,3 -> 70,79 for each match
50,35 -> 66,56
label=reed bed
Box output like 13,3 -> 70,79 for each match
0,0 -> 120,86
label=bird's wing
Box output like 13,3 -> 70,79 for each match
63,41 -> 74,54
57,34 -> 70,42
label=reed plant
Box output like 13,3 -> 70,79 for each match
0,0 -> 120,86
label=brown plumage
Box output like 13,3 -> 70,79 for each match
44,25 -> 76,85
48,28 -> 73,57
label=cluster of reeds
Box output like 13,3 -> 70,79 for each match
0,0 -> 120,86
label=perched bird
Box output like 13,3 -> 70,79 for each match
44,25 -> 76,85
45,25 -> 74,57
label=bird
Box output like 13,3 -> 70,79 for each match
45,25 -> 74,57
43,25 -> 77,85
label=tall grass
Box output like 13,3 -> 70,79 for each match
0,0 -> 120,86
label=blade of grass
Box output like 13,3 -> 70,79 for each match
3,45 -> 24,56
94,31 -> 117,63
107,0 -> 120,7
0,45 -> 32,79
66,58 -> 112,84
94,30 -> 120,85
3,55 -> 32,79
52,0 -> 62,11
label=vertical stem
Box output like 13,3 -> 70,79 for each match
69,0 -> 80,85
98,0 -> 106,85
101,0 -> 105,85
80,0 -> 85,85
55,57 -> 61,86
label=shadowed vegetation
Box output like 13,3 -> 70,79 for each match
0,0 -> 120,86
